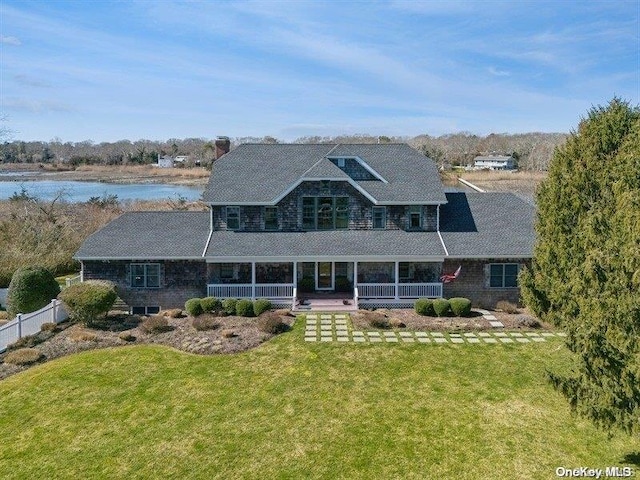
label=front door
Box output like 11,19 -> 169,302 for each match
317,262 -> 333,290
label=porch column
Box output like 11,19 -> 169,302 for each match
293,261 -> 297,300
394,261 -> 400,300
251,262 -> 256,300
353,261 -> 358,291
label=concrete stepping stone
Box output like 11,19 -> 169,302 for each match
450,338 -> 464,343
557,332 -> 567,337
352,331 -> 365,336
477,332 -> 491,337
320,337 -> 332,342
484,314 -> 498,320
430,332 -> 444,337
417,337 -> 431,343
489,321 -> 504,327
399,332 -> 413,337
385,337 -> 399,342
305,337 -> 317,342
516,338 -> 531,343
353,337 -> 366,342
449,333 -> 462,338
402,337 -> 415,343
510,332 -> 524,337
368,331 -> 381,336
531,337 -> 546,342
369,337 -> 382,342
320,326 -> 332,331
541,332 -> 555,337
383,332 -> 397,337
467,338 -> 481,343
321,314 -> 332,318
499,338 -> 514,343
483,338 -> 498,343
415,332 -> 428,337
525,332 -> 540,337
463,333 -> 477,337
433,337 -> 447,343
337,337 -> 349,342
306,315 -> 318,320
475,309 -> 492,315
494,332 -> 508,337
336,332 -> 348,337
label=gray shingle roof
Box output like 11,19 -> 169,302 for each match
204,230 -> 446,258
75,211 -> 210,259
439,192 -> 535,257
203,143 -> 446,204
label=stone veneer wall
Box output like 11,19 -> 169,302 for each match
441,258 -> 530,309
82,260 -> 207,309
211,181 -> 439,232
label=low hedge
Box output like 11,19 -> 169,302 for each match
414,298 -> 435,316
449,297 -> 472,317
433,298 -> 451,317
253,299 -> 272,316
185,298 -> 204,317
222,298 -> 238,315
201,297 -> 222,314
257,313 -> 288,334
235,299 -> 254,317
4,348 -> 43,366
58,281 -> 117,327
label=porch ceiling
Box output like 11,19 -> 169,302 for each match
204,230 -> 446,259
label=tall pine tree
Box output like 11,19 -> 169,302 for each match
521,98 -> 640,434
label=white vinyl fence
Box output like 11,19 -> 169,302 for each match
0,299 -> 68,353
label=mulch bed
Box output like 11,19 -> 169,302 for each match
0,310 -> 295,381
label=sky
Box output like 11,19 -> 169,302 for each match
1,0 -> 639,143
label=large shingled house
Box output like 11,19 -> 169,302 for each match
75,142 -> 534,313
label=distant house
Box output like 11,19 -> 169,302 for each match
76,142 -> 534,313
156,155 -> 174,168
473,155 -> 516,170
174,156 -> 188,163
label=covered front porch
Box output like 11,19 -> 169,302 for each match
206,261 -> 444,307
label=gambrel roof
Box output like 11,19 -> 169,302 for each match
202,143 -> 447,205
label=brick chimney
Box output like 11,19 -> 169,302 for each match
215,136 -> 231,159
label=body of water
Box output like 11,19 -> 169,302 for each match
0,180 -> 203,202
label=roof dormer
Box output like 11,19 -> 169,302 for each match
327,156 -> 388,183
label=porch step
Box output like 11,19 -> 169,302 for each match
293,298 -> 358,313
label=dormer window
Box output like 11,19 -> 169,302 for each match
409,206 -> 422,229
337,158 -> 346,168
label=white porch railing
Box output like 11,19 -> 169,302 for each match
207,284 -> 295,299
357,283 -> 443,299
398,283 -> 443,298
0,299 -> 68,353
65,274 -> 82,288
292,287 -> 297,310
357,284 -> 396,298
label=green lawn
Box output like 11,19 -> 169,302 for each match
0,319 -> 638,479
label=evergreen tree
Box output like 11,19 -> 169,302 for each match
521,98 -> 640,434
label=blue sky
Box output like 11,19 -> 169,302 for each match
1,0 -> 639,142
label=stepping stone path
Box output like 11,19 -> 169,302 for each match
303,313 -> 566,345
475,308 -> 505,328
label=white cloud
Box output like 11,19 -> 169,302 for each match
0,35 -> 21,45
488,67 -> 510,77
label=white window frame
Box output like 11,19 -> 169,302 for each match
409,206 -> 422,229
130,263 -> 161,288
337,158 -> 346,168
489,263 -> 519,288
372,206 -> 386,229
226,206 -> 240,230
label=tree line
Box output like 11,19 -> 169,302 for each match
0,132 -> 567,170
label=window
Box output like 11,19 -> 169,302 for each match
409,206 -> 422,229
131,263 -> 160,288
337,158 -> 346,168
489,264 -> 519,288
301,197 -> 349,230
372,206 -> 386,229
264,206 -> 278,230
131,306 -> 160,315
226,206 -> 240,230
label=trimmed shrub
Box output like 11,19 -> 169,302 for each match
366,311 -> 390,329
235,299 -> 254,317
140,315 -> 170,334
40,322 -> 57,332
200,296 -> 222,314
414,298 -> 435,316
7,334 -> 39,350
58,281 -> 117,327
161,308 -> 184,318
69,329 -> 98,342
449,297 -> 472,317
496,300 -> 519,314
118,331 -> 136,342
4,348 -> 42,366
222,298 -> 238,315
185,298 -> 204,317
515,314 -> 541,329
433,298 -> 451,317
7,266 -> 61,318
389,318 -> 406,328
192,316 -> 219,331
335,276 -> 352,293
0,311 -> 8,320
257,313 -> 289,334
253,298 -> 272,316
297,277 -> 315,293
221,329 -> 236,338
